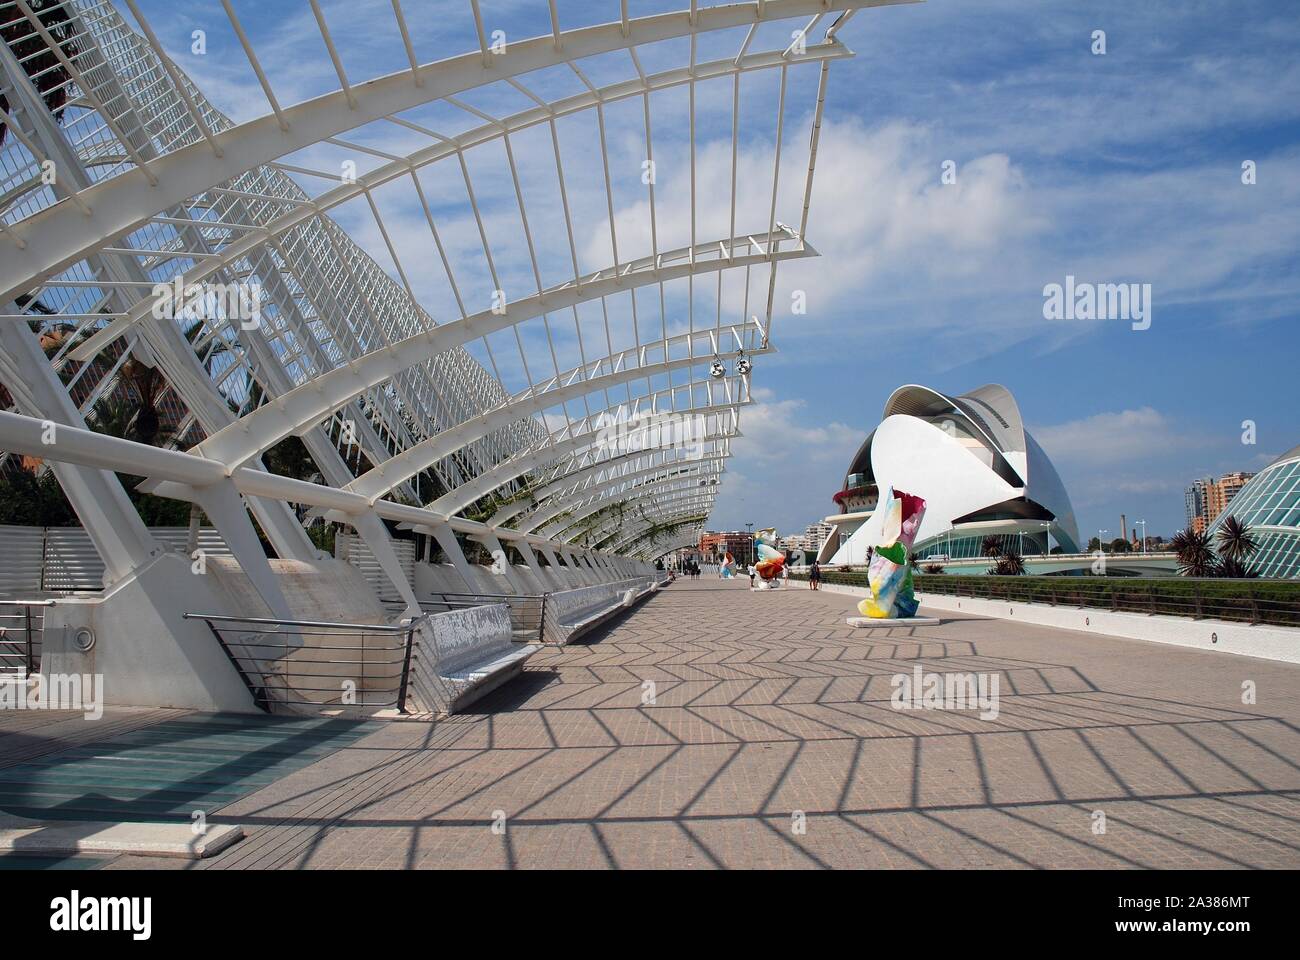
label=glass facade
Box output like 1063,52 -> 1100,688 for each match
1205,451 -> 1300,578
915,532 -> 1050,560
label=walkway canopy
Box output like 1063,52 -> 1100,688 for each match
0,0 -> 896,584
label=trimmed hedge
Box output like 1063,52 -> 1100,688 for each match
789,571 -> 1300,627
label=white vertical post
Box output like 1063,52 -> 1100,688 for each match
0,322 -> 160,584
476,531 -> 527,594
351,510 -> 421,618
190,479 -> 297,626
430,524 -> 477,590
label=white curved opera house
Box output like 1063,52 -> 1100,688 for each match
822,384 -> 1081,565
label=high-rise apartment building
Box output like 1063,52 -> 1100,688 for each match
1207,472 -> 1255,522
1185,478 -> 1211,530
1185,472 -> 1256,533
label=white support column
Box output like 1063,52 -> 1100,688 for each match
187,479 -> 296,626
564,548 -> 595,585
516,542 -> 557,592
0,39 -> 318,566
351,510 -> 421,618
0,322 -> 160,584
537,543 -> 574,588
581,553 -> 606,582
428,523 -> 478,590
475,531 -> 527,595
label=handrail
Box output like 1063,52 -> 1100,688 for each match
186,611 -> 424,714
183,612 -> 411,631
417,593 -> 550,645
0,601 -> 47,678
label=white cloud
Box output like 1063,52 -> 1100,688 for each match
709,398 -> 861,534
1031,407 -> 1200,467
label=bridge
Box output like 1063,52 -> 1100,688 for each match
935,552 -> 1180,577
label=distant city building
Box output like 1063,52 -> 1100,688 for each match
1205,446 -> 1300,578
1185,477 -> 1211,531
804,521 -> 834,550
700,531 -> 754,561
1207,471 -> 1254,521
1186,471 -> 1256,533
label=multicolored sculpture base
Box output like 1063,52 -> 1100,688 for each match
848,616 -> 940,628
856,487 -> 928,620
753,528 -> 786,583
720,551 -> 735,578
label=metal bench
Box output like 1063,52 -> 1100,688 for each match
407,603 -> 540,714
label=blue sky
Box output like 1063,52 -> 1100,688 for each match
140,0 -> 1300,542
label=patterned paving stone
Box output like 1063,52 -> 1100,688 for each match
104,580 -> 1300,869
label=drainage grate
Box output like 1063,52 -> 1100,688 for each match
0,713 -> 378,823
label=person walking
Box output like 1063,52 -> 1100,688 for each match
809,560 -> 821,591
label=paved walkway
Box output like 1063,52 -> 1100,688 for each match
120,580 -> 1300,868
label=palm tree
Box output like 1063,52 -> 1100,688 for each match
1,1 -> 78,147
981,535 -> 1002,558
1171,526 -> 1218,577
119,357 -> 166,445
1216,556 -> 1259,580
1215,515 -> 1258,564
992,550 -> 1026,576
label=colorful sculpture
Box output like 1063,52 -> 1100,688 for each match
857,487 -> 927,618
720,551 -> 735,578
753,528 -> 786,586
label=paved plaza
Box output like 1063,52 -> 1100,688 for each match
14,579 -> 1300,869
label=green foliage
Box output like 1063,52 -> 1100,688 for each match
1215,516 -> 1259,564
989,550 -> 1026,576
1171,526 -> 1219,577
307,521 -> 337,555
788,571 -> 1300,628
0,469 -> 77,526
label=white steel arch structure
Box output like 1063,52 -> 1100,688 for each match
1,0 -> 897,617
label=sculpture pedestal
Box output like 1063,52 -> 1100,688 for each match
847,616 -> 940,627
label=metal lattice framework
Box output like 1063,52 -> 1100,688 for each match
0,0 -> 897,608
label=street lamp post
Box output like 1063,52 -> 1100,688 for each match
1136,519 -> 1147,554
745,522 -> 754,567
1098,529 -> 1108,554
1043,521 -> 1052,556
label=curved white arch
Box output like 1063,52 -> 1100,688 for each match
592,490 -> 718,548
524,456 -> 727,535
56,43 -> 849,362
489,438 -> 731,529
538,464 -> 727,540
345,335 -> 759,502
425,403 -> 744,521
607,503 -> 715,553
3,0 -> 895,302
177,237 -> 798,469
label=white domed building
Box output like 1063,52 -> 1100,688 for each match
1205,443 -> 1300,579
820,384 -> 1081,564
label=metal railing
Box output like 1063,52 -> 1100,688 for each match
185,613 -> 421,714
791,571 -> 1300,628
0,600 -> 52,678
417,593 -> 551,645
